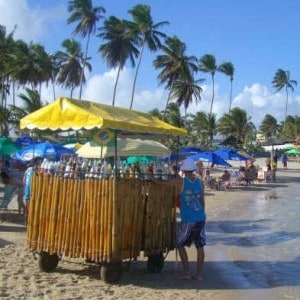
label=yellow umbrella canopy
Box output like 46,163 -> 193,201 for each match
76,138 -> 171,158
20,97 -> 187,136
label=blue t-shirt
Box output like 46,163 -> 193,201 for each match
24,167 -> 34,202
180,177 -> 206,222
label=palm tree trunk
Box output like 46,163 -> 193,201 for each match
162,79 -> 175,121
129,41 -> 145,110
112,65 -> 121,106
283,85 -> 289,135
229,79 -> 233,113
79,33 -> 91,100
51,76 -> 56,101
12,81 -> 15,106
209,74 -> 215,115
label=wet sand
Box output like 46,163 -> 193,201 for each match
0,158 -> 299,299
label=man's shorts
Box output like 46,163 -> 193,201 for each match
176,221 -> 206,249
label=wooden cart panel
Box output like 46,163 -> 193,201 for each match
27,173 -> 177,263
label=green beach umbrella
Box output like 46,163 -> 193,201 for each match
285,148 -> 300,155
123,156 -> 157,164
0,137 -> 19,157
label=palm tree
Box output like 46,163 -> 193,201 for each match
218,61 -> 234,112
164,102 -> 185,128
198,54 -> 217,115
153,36 -> 199,120
127,4 -> 169,109
218,107 -> 256,145
98,16 -> 139,106
55,38 -> 91,98
259,114 -> 278,142
67,0 -> 106,99
283,115 -> 300,141
190,111 -> 217,147
0,106 -> 10,136
0,25 -> 16,108
9,88 -> 44,129
8,41 -> 53,90
272,69 -> 297,135
170,78 -> 203,114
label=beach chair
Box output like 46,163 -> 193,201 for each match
230,170 -> 240,186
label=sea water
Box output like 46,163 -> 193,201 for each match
206,168 -> 300,299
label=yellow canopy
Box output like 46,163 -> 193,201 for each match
20,97 -> 187,136
77,139 -> 171,158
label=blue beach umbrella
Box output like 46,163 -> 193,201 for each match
188,151 -> 232,167
214,147 -> 248,161
12,141 -> 75,162
178,147 -> 202,156
15,136 -> 37,148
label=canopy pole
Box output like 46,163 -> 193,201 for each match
112,129 -> 121,263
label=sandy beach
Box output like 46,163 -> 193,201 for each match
0,158 -> 299,300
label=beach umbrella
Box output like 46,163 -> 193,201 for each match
178,147 -> 202,156
123,156 -> 157,164
0,137 -> 19,157
285,148 -> 300,155
12,142 -> 75,162
15,136 -> 37,148
77,138 -> 171,158
214,147 -> 248,161
63,142 -> 83,150
188,150 -> 232,167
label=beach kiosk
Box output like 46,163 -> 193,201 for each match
20,97 -> 187,283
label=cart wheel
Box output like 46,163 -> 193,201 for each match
38,251 -> 59,272
100,262 -> 122,284
147,253 -> 164,273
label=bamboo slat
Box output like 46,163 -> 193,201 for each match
36,174 -> 49,252
48,175 -> 60,254
74,179 -> 84,257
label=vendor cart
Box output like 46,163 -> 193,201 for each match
20,97 -> 187,283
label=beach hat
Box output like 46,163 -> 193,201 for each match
180,158 -> 196,171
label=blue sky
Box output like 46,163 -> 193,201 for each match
2,0 -> 300,127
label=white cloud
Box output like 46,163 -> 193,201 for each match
82,67 -> 167,111
0,0 -> 66,43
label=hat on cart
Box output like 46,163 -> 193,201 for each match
180,158 -> 196,171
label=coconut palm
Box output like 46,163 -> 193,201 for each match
198,54 -> 217,115
283,115 -> 300,141
8,41 -> 52,90
170,78 -> 203,114
218,107 -> 256,145
9,88 -> 44,130
67,0 -> 106,99
0,106 -> 10,136
164,102 -> 185,128
272,69 -> 297,135
190,111 -> 217,147
218,61 -> 234,112
55,38 -> 91,98
0,25 -> 16,108
127,4 -> 169,109
98,16 -> 139,106
153,36 -> 199,120
259,114 -> 279,142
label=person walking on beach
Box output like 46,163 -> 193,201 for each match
175,158 -> 206,280
281,152 -> 288,169
151,158 -> 206,280
0,158 -> 26,215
